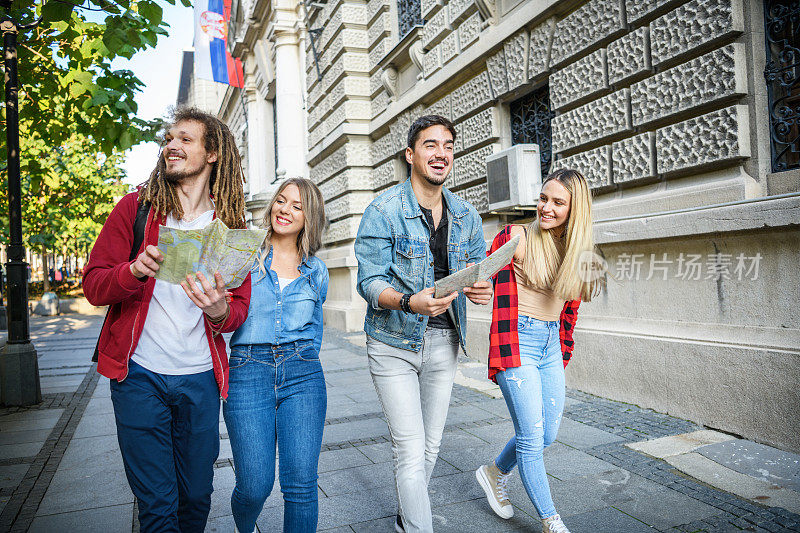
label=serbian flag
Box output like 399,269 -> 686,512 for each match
194,0 -> 244,87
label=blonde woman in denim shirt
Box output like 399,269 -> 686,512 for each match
224,178 -> 329,533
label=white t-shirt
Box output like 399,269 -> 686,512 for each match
131,210 -> 215,375
277,277 -> 295,291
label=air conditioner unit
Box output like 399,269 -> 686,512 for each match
486,144 -> 542,211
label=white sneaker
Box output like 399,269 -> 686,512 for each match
542,514 -> 570,533
475,463 -> 514,519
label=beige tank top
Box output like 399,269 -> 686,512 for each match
513,261 -> 565,321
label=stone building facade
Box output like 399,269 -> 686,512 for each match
216,0 -> 800,452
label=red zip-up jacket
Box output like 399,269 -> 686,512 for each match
83,192 -> 251,399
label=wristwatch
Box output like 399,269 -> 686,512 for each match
400,293 -> 413,313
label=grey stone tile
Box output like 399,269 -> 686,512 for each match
72,412 -> 117,439
697,439 -> 800,492
214,465 -> 237,489
428,471 -> 486,507
0,441 -> 44,460
462,422 -> 516,445
83,397 -> 115,416
544,445 -> 623,481
345,389 -> 379,403
204,513 -> 235,532
0,408 -> 63,422
93,377 -> 112,397
0,411 -> 61,432
0,464 -> 28,489
0,428 -> 51,445
219,437 -> 233,461
322,418 -> 388,444
318,461 -> 395,496
318,448 -> 373,473
29,503 -> 133,533
318,527 -> 355,533
611,473 -> 719,529
468,398 -> 510,418
315,485 -> 398,529
326,402 -> 383,419
559,506 -> 653,533
60,434 -> 123,471
431,498 -> 541,532
350,515 -> 395,532
437,442 -> 499,472
439,428 -> 492,452
358,442 -> 393,464
445,404 -> 495,425
37,465 -> 134,515
555,417 -> 626,449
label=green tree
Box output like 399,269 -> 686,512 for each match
0,0 -> 189,287
22,133 -> 128,291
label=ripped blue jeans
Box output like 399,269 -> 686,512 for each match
494,316 -> 565,519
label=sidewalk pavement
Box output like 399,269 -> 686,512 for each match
0,314 -> 798,532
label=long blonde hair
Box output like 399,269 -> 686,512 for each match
255,178 -> 326,276
520,168 -> 599,302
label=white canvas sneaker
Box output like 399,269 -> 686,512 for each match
475,462 -> 514,519
542,514 -> 570,533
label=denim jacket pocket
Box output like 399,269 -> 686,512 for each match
395,236 -> 426,278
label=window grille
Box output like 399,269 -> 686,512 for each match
509,85 -> 554,176
398,0 -> 422,39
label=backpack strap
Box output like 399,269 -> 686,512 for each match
128,201 -> 151,261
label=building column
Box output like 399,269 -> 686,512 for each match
271,17 -> 307,178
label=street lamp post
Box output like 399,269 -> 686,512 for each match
1,3 -> 41,406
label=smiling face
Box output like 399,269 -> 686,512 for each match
163,120 -> 217,182
270,183 -> 306,239
538,178 -> 571,233
405,125 -> 454,186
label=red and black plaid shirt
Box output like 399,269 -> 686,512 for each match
487,225 -> 581,381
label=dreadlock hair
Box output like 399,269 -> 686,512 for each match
138,106 -> 247,229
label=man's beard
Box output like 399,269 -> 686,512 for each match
163,161 -> 205,183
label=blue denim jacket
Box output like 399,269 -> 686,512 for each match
230,248 -> 329,354
354,179 -> 486,352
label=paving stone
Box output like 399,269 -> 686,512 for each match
611,472 -> 719,529
204,513 -> 235,532
697,440 -> 800,492
314,485 -> 398,529
71,412 -> 117,439
461,421 -> 516,445
0,411 -> 62,433
82,397 -> 115,417
433,497 -> 541,531
0,442 -> 44,461
58,434 -> 122,471
556,417 -> 627,450
0,465 -> 28,489
318,461 -> 395,496
561,505 -> 654,532
358,441 -> 393,463
0,428 -> 52,446
28,503 -> 133,533
545,444 -> 623,481
36,465 -> 134,515
318,447 -> 373,473
322,417 -> 389,444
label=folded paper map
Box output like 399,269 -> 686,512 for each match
434,234 -> 521,298
154,218 -> 267,289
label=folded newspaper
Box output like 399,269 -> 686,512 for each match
433,234 -> 521,298
154,218 -> 267,289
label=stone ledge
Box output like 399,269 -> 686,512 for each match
594,193 -> 800,244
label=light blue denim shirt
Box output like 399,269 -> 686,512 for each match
230,247 -> 329,354
354,179 -> 486,352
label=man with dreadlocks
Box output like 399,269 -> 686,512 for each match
83,107 -> 252,532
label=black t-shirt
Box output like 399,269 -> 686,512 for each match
419,200 -> 455,330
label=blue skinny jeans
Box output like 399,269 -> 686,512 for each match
494,316 -> 565,519
222,341 -> 327,533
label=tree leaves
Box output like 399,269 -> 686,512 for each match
0,0 -> 175,251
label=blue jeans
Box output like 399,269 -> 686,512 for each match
223,342 -> 327,533
110,360 -> 220,533
494,316 -> 565,520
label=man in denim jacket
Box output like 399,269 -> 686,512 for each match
355,115 -> 493,532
